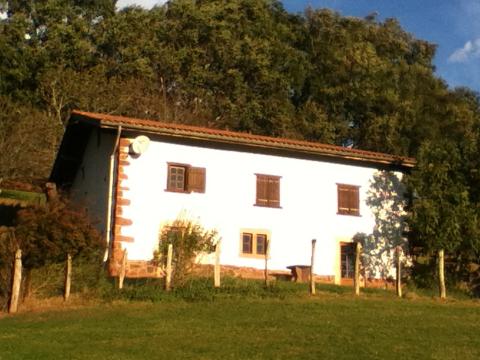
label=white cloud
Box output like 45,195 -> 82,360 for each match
116,0 -> 167,10
448,38 -> 480,63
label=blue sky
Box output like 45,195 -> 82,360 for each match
117,0 -> 480,93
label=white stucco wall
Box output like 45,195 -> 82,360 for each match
112,137 -> 403,281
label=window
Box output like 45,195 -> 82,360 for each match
340,243 -> 355,278
255,174 -> 280,208
240,230 -> 270,258
242,233 -> 253,254
256,234 -> 267,255
337,184 -> 360,216
166,163 -> 206,193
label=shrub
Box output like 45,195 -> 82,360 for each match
0,195 -> 106,301
14,196 -> 104,270
155,217 -> 219,287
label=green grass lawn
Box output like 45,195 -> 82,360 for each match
1,280 -> 480,360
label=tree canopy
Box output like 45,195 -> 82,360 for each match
2,0 -> 469,157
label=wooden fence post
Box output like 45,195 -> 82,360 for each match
118,249 -> 127,290
64,254 -> 72,301
165,244 -> 173,291
354,242 -> 362,296
396,246 -> 402,298
438,249 -> 446,299
9,249 -> 22,314
310,239 -> 317,295
264,238 -> 269,287
214,240 -> 221,288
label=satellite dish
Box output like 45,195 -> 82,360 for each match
130,135 -> 150,155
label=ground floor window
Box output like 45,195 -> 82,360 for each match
341,242 -> 355,278
240,229 -> 270,258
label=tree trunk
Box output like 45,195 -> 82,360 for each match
9,249 -> 22,314
438,249 -> 446,299
354,242 -> 362,296
310,239 -> 317,295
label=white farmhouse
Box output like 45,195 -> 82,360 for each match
50,110 -> 414,284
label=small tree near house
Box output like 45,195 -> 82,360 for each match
12,195 -> 104,299
155,217 -> 219,287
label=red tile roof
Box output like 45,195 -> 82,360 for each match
71,110 -> 415,168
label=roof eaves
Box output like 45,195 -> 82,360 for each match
97,119 -> 414,168
70,110 -> 415,168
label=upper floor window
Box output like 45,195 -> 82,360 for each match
337,184 -> 360,216
166,163 -> 206,193
255,174 -> 281,208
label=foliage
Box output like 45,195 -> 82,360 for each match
0,96 -> 62,179
155,217 -> 218,287
25,257 -> 108,300
0,195 -> 104,305
13,195 -> 105,270
1,0 -> 471,167
407,137 -> 480,284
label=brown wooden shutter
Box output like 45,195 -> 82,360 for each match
256,175 -> 268,206
346,187 -> 354,213
337,185 -> 350,214
187,167 -> 206,193
337,184 -> 359,215
267,177 -> 280,207
349,187 -> 359,214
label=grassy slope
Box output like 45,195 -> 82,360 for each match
0,291 -> 479,360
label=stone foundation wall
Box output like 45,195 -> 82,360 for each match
125,260 -> 163,278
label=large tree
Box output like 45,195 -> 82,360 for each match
407,135 -> 480,283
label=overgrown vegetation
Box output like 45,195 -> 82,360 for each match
0,195 -> 104,310
15,196 -> 104,269
155,217 -> 219,287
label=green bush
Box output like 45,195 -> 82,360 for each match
155,217 -> 219,288
15,196 -> 105,270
